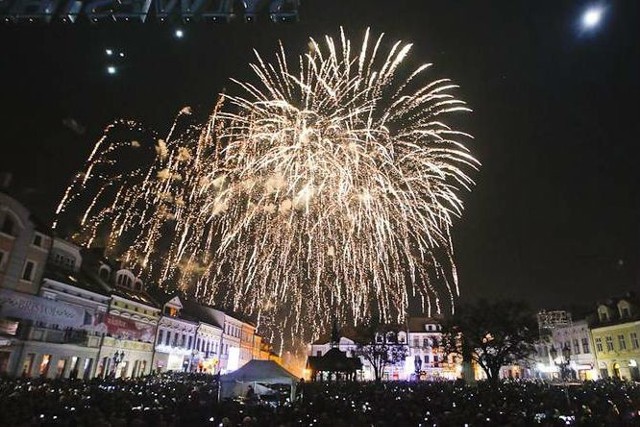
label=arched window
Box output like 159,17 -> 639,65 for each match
115,270 -> 137,289
386,331 -> 396,343
99,266 -> 111,281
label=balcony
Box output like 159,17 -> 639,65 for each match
27,326 -> 101,348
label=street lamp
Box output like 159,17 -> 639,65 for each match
549,343 -> 573,412
550,344 -> 572,381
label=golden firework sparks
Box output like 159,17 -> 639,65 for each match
55,28 -> 479,354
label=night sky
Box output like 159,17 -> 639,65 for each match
0,0 -> 638,317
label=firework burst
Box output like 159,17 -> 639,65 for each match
55,28 -> 479,353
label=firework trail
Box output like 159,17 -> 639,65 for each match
55,28 -> 479,354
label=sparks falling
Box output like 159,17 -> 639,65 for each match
55,28 -> 479,354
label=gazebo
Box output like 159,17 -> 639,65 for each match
306,346 -> 363,382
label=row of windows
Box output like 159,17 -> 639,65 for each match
0,214 -> 47,248
411,337 -> 440,348
599,305 -> 633,322
156,329 -> 233,356
225,323 -> 241,338
375,332 -> 407,344
595,332 -> 640,353
0,254 -> 38,281
2,245 -> 143,293
115,273 -> 143,291
556,337 -> 591,356
157,329 -> 193,349
416,353 -> 442,363
51,253 -> 75,269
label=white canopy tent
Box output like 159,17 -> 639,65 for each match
218,360 -> 299,402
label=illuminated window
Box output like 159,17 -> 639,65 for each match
595,337 -> 603,352
581,337 -> 590,353
631,332 -> 639,349
20,353 -> 34,377
605,336 -> 614,351
573,339 -> 580,355
56,359 -> 66,378
40,354 -> 52,377
618,335 -> 627,351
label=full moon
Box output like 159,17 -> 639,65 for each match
582,7 -> 603,29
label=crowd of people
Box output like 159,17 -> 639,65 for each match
0,372 -> 639,426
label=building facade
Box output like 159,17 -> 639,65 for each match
16,237 -> 111,380
152,296 -> 198,373
209,308 -> 243,373
532,310 -> 573,380
406,317 -> 460,381
0,191 -> 293,379
550,319 -> 599,381
240,321 -> 257,368
181,299 -> 224,374
306,322 -> 411,381
590,293 -> 640,380
1,191 -> 54,375
92,263 -> 160,379
0,191 -> 52,295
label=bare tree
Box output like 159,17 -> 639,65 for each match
353,315 -> 408,382
440,298 -> 538,384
